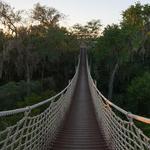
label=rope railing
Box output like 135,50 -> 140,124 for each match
0,57 -> 80,150
86,56 -> 150,150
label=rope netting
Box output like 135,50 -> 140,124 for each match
86,56 -> 150,150
0,59 -> 80,150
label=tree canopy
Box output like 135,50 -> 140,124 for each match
31,3 -> 63,28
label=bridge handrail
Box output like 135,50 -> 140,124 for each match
87,59 -> 150,124
0,85 -> 69,117
87,54 -> 150,149
94,84 -> 150,124
0,57 -> 80,117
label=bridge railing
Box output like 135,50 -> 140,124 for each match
86,56 -> 150,150
0,57 -> 80,150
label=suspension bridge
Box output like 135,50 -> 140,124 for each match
0,49 -> 150,150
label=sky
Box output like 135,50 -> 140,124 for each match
4,0 -> 150,28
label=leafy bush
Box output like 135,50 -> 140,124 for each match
17,90 -> 56,107
126,72 -> 150,115
0,80 -> 55,110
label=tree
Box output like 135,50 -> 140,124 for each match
72,19 -> 101,42
0,1 -> 22,36
121,2 -> 150,62
122,3 -> 143,28
72,23 -> 88,39
0,30 -> 5,78
127,72 -> 150,115
95,24 -> 129,99
85,20 -> 101,39
31,3 -> 63,28
122,2 -> 150,29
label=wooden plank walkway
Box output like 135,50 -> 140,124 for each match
52,49 -> 110,150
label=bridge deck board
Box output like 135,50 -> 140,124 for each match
52,50 -> 110,150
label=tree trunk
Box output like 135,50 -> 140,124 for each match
41,62 -> 45,91
0,54 -> 3,79
108,63 -> 119,100
26,62 -> 31,96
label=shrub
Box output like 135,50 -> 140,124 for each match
127,72 -> 150,116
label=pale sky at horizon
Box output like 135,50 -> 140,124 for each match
4,0 -> 150,28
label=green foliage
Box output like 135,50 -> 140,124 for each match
0,80 -> 41,110
122,2 -> 150,29
17,90 -> 55,108
97,24 -> 129,64
135,121 -> 150,137
127,72 -> 150,115
0,89 -> 56,131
